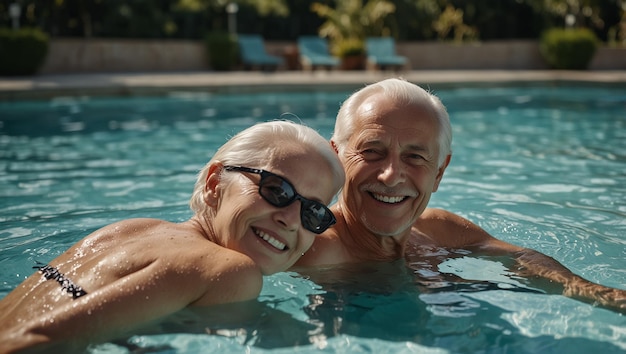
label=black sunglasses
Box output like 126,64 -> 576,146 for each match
223,166 -> 336,234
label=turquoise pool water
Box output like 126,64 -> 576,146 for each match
0,83 -> 624,353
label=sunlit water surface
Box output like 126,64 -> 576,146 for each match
1,83 -> 625,353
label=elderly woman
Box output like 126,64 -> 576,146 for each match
0,120 -> 344,353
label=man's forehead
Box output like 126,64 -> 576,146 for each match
351,97 -> 439,149
356,122 -> 411,139
353,120 -> 435,149
355,105 -> 438,134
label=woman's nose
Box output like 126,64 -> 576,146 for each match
274,201 -> 301,231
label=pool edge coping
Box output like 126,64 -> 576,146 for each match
1,70 -> 626,100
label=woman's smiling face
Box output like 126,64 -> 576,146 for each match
208,143 -> 337,275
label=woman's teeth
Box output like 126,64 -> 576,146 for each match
255,229 -> 286,250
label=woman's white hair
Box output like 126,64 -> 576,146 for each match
190,120 -> 344,215
332,78 -> 452,167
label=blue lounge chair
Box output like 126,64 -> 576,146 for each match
365,37 -> 409,70
297,36 -> 339,70
237,34 -> 283,71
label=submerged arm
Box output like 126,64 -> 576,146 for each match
416,208 -> 626,313
511,248 -> 626,313
474,230 -> 626,313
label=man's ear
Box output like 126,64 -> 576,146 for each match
432,154 -> 451,193
330,140 -> 339,154
204,162 -> 224,206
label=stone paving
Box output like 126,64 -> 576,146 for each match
1,70 -> 625,100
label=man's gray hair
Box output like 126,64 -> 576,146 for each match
332,78 -> 452,167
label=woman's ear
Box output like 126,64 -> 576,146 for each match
204,162 -> 224,206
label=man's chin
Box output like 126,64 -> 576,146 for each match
362,217 -> 413,238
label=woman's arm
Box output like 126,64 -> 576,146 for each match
19,260 -> 206,348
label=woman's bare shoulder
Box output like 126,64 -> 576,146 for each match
93,218 -> 176,234
75,218 -> 172,244
188,246 -> 263,306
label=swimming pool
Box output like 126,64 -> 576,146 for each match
0,82 -> 624,353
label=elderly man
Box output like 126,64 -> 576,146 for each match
295,78 -> 625,312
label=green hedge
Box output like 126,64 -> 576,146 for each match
0,27 -> 49,76
540,28 -> 599,70
205,32 -> 238,71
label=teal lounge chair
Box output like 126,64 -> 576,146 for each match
237,34 -> 283,70
365,37 -> 409,70
297,36 -> 339,70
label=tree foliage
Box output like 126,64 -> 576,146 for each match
0,0 -> 622,42
311,0 -> 396,41
432,4 -> 477,42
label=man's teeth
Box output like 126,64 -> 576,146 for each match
372,193 -> 405,204
256,229 -> 286,250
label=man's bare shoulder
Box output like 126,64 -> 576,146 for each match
413,208 -> 463,236
293,229 -> 351,268
418,207 -> 465,222
412,208 -> 494,248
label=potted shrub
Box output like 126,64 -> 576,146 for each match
333,37 -> 365,70
311,0 -> 395,70
205,31 -> 238,71
540,27 -> 599,70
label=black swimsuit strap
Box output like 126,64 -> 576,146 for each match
34,261 -> 87,299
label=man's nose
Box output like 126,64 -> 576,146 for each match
378,158 -> 405,187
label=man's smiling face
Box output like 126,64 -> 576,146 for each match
338,94 -> 448,237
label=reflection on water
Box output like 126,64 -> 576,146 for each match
97,259 -> 624,353
1,84 -> 625,353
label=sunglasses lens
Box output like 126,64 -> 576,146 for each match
259,175 -> 295,206
259,172 -> 334,234
301,201 -> 335,234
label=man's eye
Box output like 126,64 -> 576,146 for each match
361,149 -> 382,159
405,154 -> 428,164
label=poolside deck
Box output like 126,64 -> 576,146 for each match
1,70 -> 626,100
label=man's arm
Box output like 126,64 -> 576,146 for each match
512,248 -> 625,313
415,208 -> 626,313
